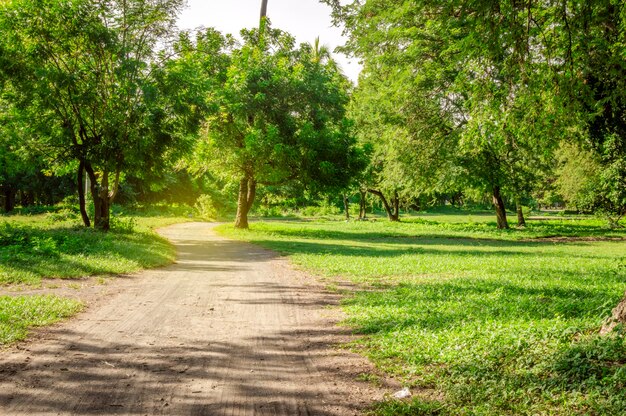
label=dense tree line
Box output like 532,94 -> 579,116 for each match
325,0 -> 626,228
1,0 -> 624,229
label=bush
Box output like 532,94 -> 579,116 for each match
300,203 -> 341,217
195,194 -> 220,220
0,222 -> 28,247
110,215 -> 137,234
47,207 -> 79,223
255,205 -> 284,217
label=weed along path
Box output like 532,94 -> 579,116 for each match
0,222 -> 389,415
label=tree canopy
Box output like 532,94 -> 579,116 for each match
0,0 -> 189,229
193,24 -> 364,228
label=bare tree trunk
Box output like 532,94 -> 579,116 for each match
343,194 -> 350,220
260,0 -> 268,19
235,175 -> 256,229
77,161 -> 91,227
359,190 -> 367,220
492,186 -> 509,229
368,189 -> 400,222
246,178 -> 257,213
516,199 -> 526,228
391,190 -> 400,221
96,170 -> 111,231
20,190 -> 34,207
84,162 -> 110,231
3,186 -> 15,213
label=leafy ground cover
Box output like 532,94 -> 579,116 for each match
0,295 -> 83,345
217,215 -> 626,415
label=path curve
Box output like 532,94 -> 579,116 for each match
0,223 -> 390,415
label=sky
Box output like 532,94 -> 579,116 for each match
176,0 -> 361,82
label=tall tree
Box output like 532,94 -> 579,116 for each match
325,0 -> 565,228
561,0 -> 626,227
196,26 -> 363,229
0,0 -> 188,230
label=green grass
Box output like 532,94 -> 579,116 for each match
216,216 -> 626,415
0,212 -> 188,285
0,295 -> 83,345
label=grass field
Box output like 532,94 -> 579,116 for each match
0,212 -> 189,286
217,216 -> 626,415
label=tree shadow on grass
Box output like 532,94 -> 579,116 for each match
341,278 -> 626,414
344,278 -> 623,334
253,222 -> 626,243
249,238 -> 622,263
0,227 -> 172,284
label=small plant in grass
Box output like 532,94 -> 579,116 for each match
110,215 -> 137,234
367,398 -> 445,416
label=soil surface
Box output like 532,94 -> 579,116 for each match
0,222 -> 394,415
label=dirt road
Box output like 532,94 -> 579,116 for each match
0,223 -> 390,415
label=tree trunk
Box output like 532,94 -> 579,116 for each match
3,186 -> 15,213
368,189 -> 400,222
246,178 -> 256,213
359,190 -> 367,220
235,175 -> 256,229
343,194 -> 350,220
601,292 -> 626,335
84,162 -> 110,231
492,186 -> 509,229
391,190 -> 400,221
20,190 -> 34,207
516,199 -> 526,228
95,189 -> 111,231
77,161 -> 91,227
260,0 -> 268,19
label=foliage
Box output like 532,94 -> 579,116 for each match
561,1 -> 626,227
557,140 -> 626,227
193,23 -> 365,228
194,194 -> 232,220
325,0 -> 626,228
0,0 -> 193,229
326,0 -> 571,228
218,216 -> 626,414
0,295 -> 83,345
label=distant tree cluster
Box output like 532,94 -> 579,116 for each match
324,0 -> 626,228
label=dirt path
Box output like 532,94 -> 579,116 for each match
0,223 -> 392,415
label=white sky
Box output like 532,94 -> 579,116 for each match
176,0 -> 361,82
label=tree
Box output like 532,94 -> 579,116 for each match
0,0 -> 189,230
560,0 -> 626,227
197,25 -> 363,229
325,0 -> 566,229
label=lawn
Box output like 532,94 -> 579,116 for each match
217,215 -> 626,415
0,211 -> 189,286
